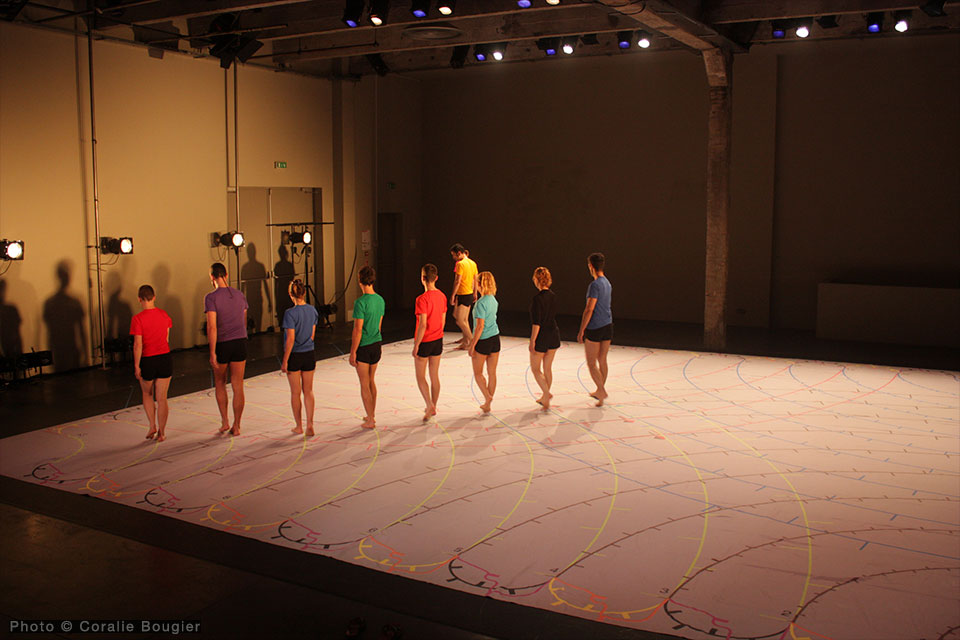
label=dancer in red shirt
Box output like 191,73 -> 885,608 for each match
412,263 -> 446,421
130,284 -> 173,441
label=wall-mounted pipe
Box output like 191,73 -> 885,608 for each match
88,9 -> 107,369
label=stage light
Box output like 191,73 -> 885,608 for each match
1,239 -> 24,261
894,9 -> 911,32
342,0 -> 364,27
369,0 -> 389,25
816,15 -> 839,29
561,36 -> 577,55
866,12 -> 883,33
438,1 -> 455,15
921,1 -> 946,17
290,231 -> 312,245
218,232 -> 245,248
491,42 -> 506,61
517,0 -> 531,7
617,31 -> 631,49
546,0 -> 560,4
771,20 -> 787,38
450,44 -> 469,68
637,30 -> 651,48
100,237 -> 134,255
473,44 -> 489,61
410,0 -> 429,17
537,37 -> 559,56
796,19 -> 811,38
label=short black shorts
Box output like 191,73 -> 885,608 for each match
534,329 -> 561,353
356,341 -> 382,365
416,338 -> 443,358
140,352 -> 172,380
456,294 -> 474,307
215,338 -> 248,364
584,323 -> 613,343
287,350 -> 316,372
474,334 -> 501,356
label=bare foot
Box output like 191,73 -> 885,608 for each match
291,425 -> 303,434
156,432 -> 166,442
230,425 -> 241,436
361,419 -> 376,430
146,427 -> 157,439
479,402 -> 491,414
592,390 -> 608,407
218,424 -> 231,435
536,393 -> 552,410
305,426 -> 315,437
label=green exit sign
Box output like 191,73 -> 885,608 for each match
274,161 -> 287,169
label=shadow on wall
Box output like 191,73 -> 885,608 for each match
0,279 -> 23,358
42,260 -> 87,372
105,271 -> 133,343
241,243 -> 271,333
152,263 -> 183,350
274,244 -> 295,327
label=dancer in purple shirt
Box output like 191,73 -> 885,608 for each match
204,262 -> 249,435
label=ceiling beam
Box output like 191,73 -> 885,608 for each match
704,0 -> 960,24
595,0 -> 748,52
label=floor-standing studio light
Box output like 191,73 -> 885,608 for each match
1,239 -> 24,261
217,231 -> 245,248
289,231 -> 312,245
100,237 -> 134,255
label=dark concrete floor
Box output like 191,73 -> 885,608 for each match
1,311 -> 956,640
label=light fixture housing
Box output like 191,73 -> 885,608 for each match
1,239 -> 24,261
796,19 -> 812,38
100,236 -> 134,255
342,0 -> 364,27
473,43 -> 490,61
437,0 -> 456,15
921,1 -> 947,17
771,20 -> 787,38
816,15 -> 839,29
218,232 -> 245,248
617,30 -> 632,49
289,231 -> 312,245
561,36 -> 577,55
410,0 -> 429,18
369,0 -> 389,25
866,12 -> 884,33
894,9 -> 911,32
636,30 -> 651,48
450,44 -> 469,68
546,0 -> 560,4
491,42 -> 507,61
537,37 -> 560,56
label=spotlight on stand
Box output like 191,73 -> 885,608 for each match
216,231 -> 245,248
1,239 -> 24,261
537,37 -> 560,56
410,0 -> 429,18
636,30 -> 652,48
100,237 -> 134,255
342,0 -> 364,27
290,231 -> 312,245
317,303 -> 338,316
866,12 -> 884,33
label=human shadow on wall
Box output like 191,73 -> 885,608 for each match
42,260 -> 87,372
274,244 -> 295,327
105,271 -> 133,342
152,263 -> 184,350
241,243 -> 271,333
0,279 -> 23,359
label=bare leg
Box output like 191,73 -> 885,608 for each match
472,353 -> 492,413
486,351 -> 499,401
140,379 -> 157,438
529,350 -> 551,408
154,377 -> 171,441
369,362 -> 378,420
598,340 -> 611,394
415,356 -> 434,420
302,369 -> 315,436
584,340 -> 607,405
229,360 -> 246,434
357,362 -> 376,428
428,355 -> 441,414
213,363 -> 231,433
287,372 -> 303,433
453,305 -> 472,348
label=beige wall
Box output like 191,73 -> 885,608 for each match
417,36 -> 960,332
0,22 -> 361,369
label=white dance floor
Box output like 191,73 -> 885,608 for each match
2,335 -> 958,640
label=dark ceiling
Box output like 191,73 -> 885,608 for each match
9,0 -> 960,77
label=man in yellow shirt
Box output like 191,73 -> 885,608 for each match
449,243 -> 478,349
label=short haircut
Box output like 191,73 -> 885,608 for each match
211,262 -> 227,279
422,263 -> 438,283
449,242 -> 466,255
588,252 -> 605,272
478,271 -> 497,296
359,265 -> 376,286
288,278 -> 306,300
533,266 -> 552,289
138,284 -> 155,301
